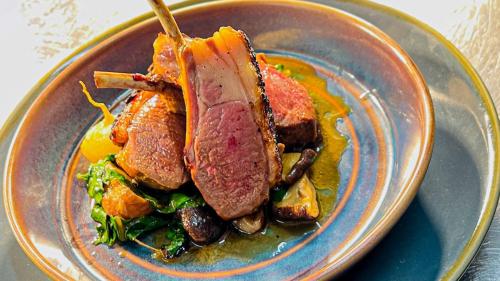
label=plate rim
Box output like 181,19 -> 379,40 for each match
0,0 -> 497,280
344,2 -> 500,280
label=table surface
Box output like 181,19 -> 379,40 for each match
0,0 -> 498,280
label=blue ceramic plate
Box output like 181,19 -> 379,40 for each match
3,1 -> 433,280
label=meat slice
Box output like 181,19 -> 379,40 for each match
115,89 -> 189,190
111,91 -> 156,146
257,55 -> 318,147
150,33 -> 317,147
152,33 -> 181,83
152,33 -> 191,84
179,27 -> 282,220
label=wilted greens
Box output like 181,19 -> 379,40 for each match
78,155 -> 203,257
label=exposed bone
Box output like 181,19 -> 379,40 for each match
93,71 -> 178,92
147,0 -> 185,51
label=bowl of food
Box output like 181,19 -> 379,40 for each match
3,0 -> 433,280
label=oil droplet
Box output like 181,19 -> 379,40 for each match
91,251 -> 96,257
118,251 -> 126,258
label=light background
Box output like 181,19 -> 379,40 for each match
0,0 -> 499,126
0,0 -> 498,280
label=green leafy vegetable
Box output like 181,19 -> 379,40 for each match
77,155 -> 126,204
125,216 -> 169,240
91,205 -> 120,246
161,193 -> 205,214
161,221 -> 188,259
275,63 -> 285,72
139,191 -> 205,215
91,204 -> 169,246
78,155 -> 194,258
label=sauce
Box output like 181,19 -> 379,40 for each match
172,223 -> 317,264
172,56 -> 349,263
79,81 -> 121,162
266,56 -> 349,219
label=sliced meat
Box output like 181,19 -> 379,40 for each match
150,34 -> 317,147
116,89 -> 189,190
179,27 -> 282,220
152,33 -> 181,83
111,33 -> 184,146
257,54 -> 318,147
111,91 -> 157,146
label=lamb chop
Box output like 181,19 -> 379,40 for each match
142,0 -> 282,220
95,49 -> 318,148
177,26 -> 282,220
115,90 -> 189,190
94,74 -> 189,190
256,55 -> 318,147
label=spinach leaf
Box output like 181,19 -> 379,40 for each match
91,205 -> 169,246
139,191 -> 205,214
91,205 -> 119,246
90,202 -> 188,258
125,216 -> 169,240
77,155 -> 126,204
161,221 -> 188,259
271,185 -> 288,202
160,193 -> 205,214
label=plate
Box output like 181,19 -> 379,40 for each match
2,0 -> 434,280
0,0 -> 498,280
3,1 -> 434,279
325,1 -> 500,280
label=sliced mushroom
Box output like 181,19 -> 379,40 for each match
232,209 -> 266,234
285,149 -> 317,185
272,174 -> 319,222
177,207 -> 224,244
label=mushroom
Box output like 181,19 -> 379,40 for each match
272,174 -> 319,222
283,149 -> 317,185
177,207 -> 225,244
232,209 -> 266,234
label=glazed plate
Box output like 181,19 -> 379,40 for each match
0,1 -> 498,281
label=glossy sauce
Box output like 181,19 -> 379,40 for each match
173,56 -> 349,263
266,56 -> 349,219
79,81 -> 121,162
